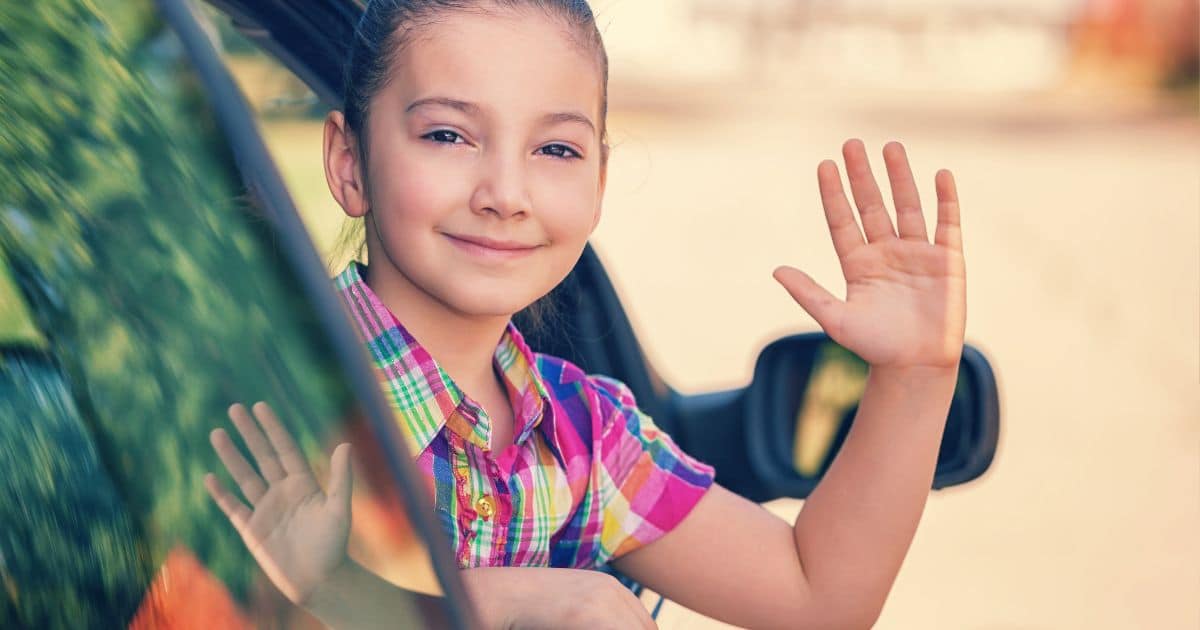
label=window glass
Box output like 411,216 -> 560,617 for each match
788,341 -> 973,478
0,266 -> 43,347
0,0 -> 446,626
206,9 -> 353,272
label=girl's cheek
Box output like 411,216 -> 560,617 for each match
384,153 -> 470,215
535,179 -> 599,240
531,157 -> 599,193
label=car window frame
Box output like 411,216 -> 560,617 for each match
200,0 -> 677,417
157,0 -> 477,626
199,0 -> 774,504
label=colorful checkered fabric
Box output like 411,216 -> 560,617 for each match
334,262 -> 715,568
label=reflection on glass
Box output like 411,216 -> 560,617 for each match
205,6 -> 352,271
792,343 -> 868,476
0,1 -> 439,626
790,341 -> 974,479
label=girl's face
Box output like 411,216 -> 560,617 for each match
350,8 -> 606,319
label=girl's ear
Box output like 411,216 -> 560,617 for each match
323,110 -> 369,218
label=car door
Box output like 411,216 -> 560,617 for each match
205,0 -> 998,500
0,0 -> 473,626
1,0 -> 1001,624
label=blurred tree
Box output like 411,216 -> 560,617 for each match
0,0 -> 354,624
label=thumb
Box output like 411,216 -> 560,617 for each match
325,442 -> 354,518
772,266 -> 843,335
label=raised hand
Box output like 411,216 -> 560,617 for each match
774,139 -> 966,369
205,402 -> 354,605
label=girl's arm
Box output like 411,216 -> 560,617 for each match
612,367 -> 954,628
304,560 -> 657,630
207,402 -> 655,629
301,559 -> 447,628
612,139 -> 967,629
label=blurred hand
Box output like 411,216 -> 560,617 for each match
205,402 -> 353,606
774,139 -> 966,369
461,567 -> 657,630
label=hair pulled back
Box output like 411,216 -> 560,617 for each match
337,0 -> 609,335
342,0 -> 609,164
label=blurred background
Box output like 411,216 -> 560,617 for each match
221,0 -> 1199,627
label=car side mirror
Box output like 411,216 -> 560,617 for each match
744,333 -> 999,498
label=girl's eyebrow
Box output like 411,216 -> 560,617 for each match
540,111 -> 595,134
405,96 -> 595,133
405,96 -> 478,115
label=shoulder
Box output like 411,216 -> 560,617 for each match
532,353 -> 638,417
531,354 -> 678,472
531,351 -> 588,389
527,362 -> 715,566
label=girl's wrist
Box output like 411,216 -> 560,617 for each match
868,363 -> 958,385
460,567 -> 521,629
863,364 -> 959,425
301,556 -> 361,619
301,558 -> 455,629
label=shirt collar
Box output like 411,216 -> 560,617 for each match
334,262 -> 551,455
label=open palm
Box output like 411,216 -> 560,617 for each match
205,402 -> 353,605
774,140 -> 966,369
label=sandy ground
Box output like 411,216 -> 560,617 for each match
254,13 -> 1199,626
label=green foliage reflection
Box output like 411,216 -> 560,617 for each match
0,0 -> 354,625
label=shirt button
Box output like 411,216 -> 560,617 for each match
475,495 -> 496,520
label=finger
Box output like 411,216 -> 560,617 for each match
773,266 -> 844,339
842,138 -> 897,242
631,596 -> 657,630
816,159 -> 865,264
606,577 -> 656,630
228,403 -> 286,483
251,401 -> 311,478
623,590 -> 657,630
210,428 -> 268,504
882,141 -> 928,241
324,443 -> 354,518
619,595 -> 657,628
204,472 -> 252,535
934,169 -> 963,251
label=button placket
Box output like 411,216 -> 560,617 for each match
475,495 -> 496,520
448,433 -> 479,567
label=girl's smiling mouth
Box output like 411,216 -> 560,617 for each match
442,232 -> 542,260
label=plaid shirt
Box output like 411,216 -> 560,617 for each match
335,263 -> 714,569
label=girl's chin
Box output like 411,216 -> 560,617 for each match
436,288 -> 543,320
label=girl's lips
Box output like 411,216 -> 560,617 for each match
443,233 -> 540,261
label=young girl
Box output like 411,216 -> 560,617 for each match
204,0 -> 967,627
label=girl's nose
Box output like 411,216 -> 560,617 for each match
469,152 -> 531,220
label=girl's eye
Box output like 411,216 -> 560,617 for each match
537,144 -> 582,160
423,129 -> 464,144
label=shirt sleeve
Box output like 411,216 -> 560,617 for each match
588,374 -> 716,565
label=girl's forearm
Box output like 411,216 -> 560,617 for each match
791,364 -> 957,625
303,558 -> 451,629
